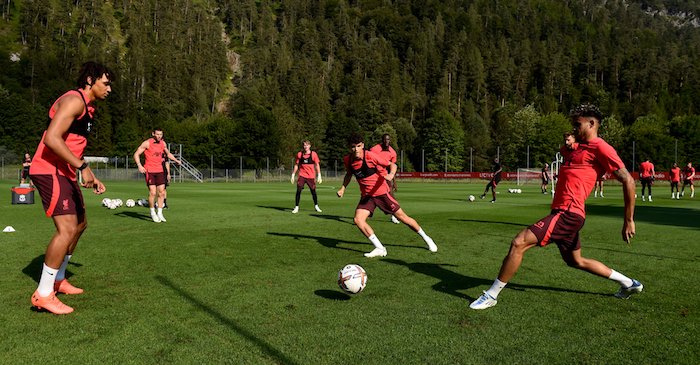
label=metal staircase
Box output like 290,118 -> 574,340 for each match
172,154 -> 203,182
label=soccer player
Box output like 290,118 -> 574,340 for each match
370,134 -> 401,224
639,157 -> 655,202
161,152 -> 170,209
20,152 -> 32,185
480,158 -> 502,203
470,104 -> 642,310
28,61 -> 112,314
541,162 -> 551,194
337,133 -> 437,257
594,174 -> 606,198
290,140 -> 322,213
680,162 -> 695,198
134,129 -> 181,222
670,163 -> 681,199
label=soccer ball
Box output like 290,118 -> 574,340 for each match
338,264 -> 367,294
468,195 -> 475,202
508,189 -> 514,193
126,199 -> 136,207
102,198 -> 112,207
516,189 -> 522,194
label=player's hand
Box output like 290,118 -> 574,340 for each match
138,165 -> 146,174
290,174 -> 295,184
622,220 -> 636,244
336,187 -> 345,198
167,174 -> 171,183
92,178 -> 106,195
385,172 -> 395,182
317,174 -> 323,184
80,167 -> 96,189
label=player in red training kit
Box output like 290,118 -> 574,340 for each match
670,163 -> 681,199
639,158 -> 655,202
134,129 -> 181,223
470,104 -> 642,310
369,134 -> 401,224
337,133 -> 437,257
28,62 -> 112,314
290,140 -> 322,213
680,162 -> 695,198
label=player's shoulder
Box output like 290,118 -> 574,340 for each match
369,144 -> 381,152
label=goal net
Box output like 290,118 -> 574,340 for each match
516,168 -> 542,186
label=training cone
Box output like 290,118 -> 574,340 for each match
3,226 -> 16,233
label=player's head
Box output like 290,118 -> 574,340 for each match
569,104 -> 602,141
563,132 -> 576,149
77,61 -> 113,100
544,162 -> 549,168
24,152 -> 31,159
689,162 -> 694,168
152,128 -> 164,142
302,140 -> 311,152
347,133 -> 365,158
673,162 -> 678,168
494,157 -> 499,163
381,134 -> 391,147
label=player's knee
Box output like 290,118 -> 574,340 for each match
353,216 -> 366,226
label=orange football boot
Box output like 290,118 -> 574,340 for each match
31,291 -> 74,314
54,279 -> 84,295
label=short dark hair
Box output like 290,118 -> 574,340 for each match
347,132 -> 364,145
153,128 -> 162,132
563,131 -> 574,138
77,61 -> 113,88
569,103 -> 603,123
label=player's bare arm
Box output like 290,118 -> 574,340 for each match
385,162 -> 397,181
44,94 -> 104,193
337,172 -> 353,198
164,147 -> 181,165
614,167 -> 636,243
133,140 -> 149,173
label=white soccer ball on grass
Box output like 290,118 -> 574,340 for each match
338,264 -> 367,294
468,195 -> 475,202
126,199 -> 136,207
102,198 -> 112,207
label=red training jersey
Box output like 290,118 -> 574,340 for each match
295,151 -> 319,179
369,144 -> 397,175
670,167 -> 681,182
30,89 -> 94,180
344,150 -> 392,197
684,166 -> 695,181
639,161 -> 654,178
145,138 -> 166,173
552,137 -> 626,218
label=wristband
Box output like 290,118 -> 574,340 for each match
77,162 -> 88,171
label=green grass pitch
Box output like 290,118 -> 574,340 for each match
0,180 -> 697,364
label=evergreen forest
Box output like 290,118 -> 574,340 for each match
1,0 -> 699,172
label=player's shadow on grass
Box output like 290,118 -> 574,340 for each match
114,211 -> 153,221
382,258 -> 607,302
267,232 -> 426,253
449,218 -> 529,228
155,276 -> 298,365
587,204 -> 700,230
309,214 -> 353,224
256,205 -> 292,212
585,245 -> 697,262
22,255 -> 81,283
268,232 -> 366,253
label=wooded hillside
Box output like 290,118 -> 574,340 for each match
1,0 -> 699,171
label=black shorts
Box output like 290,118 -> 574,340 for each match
683,179 -> 694,187
528,210 -> 585,253
640,177 -> 653,186
356,194 -> 401,217
30,174 -> 85,217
